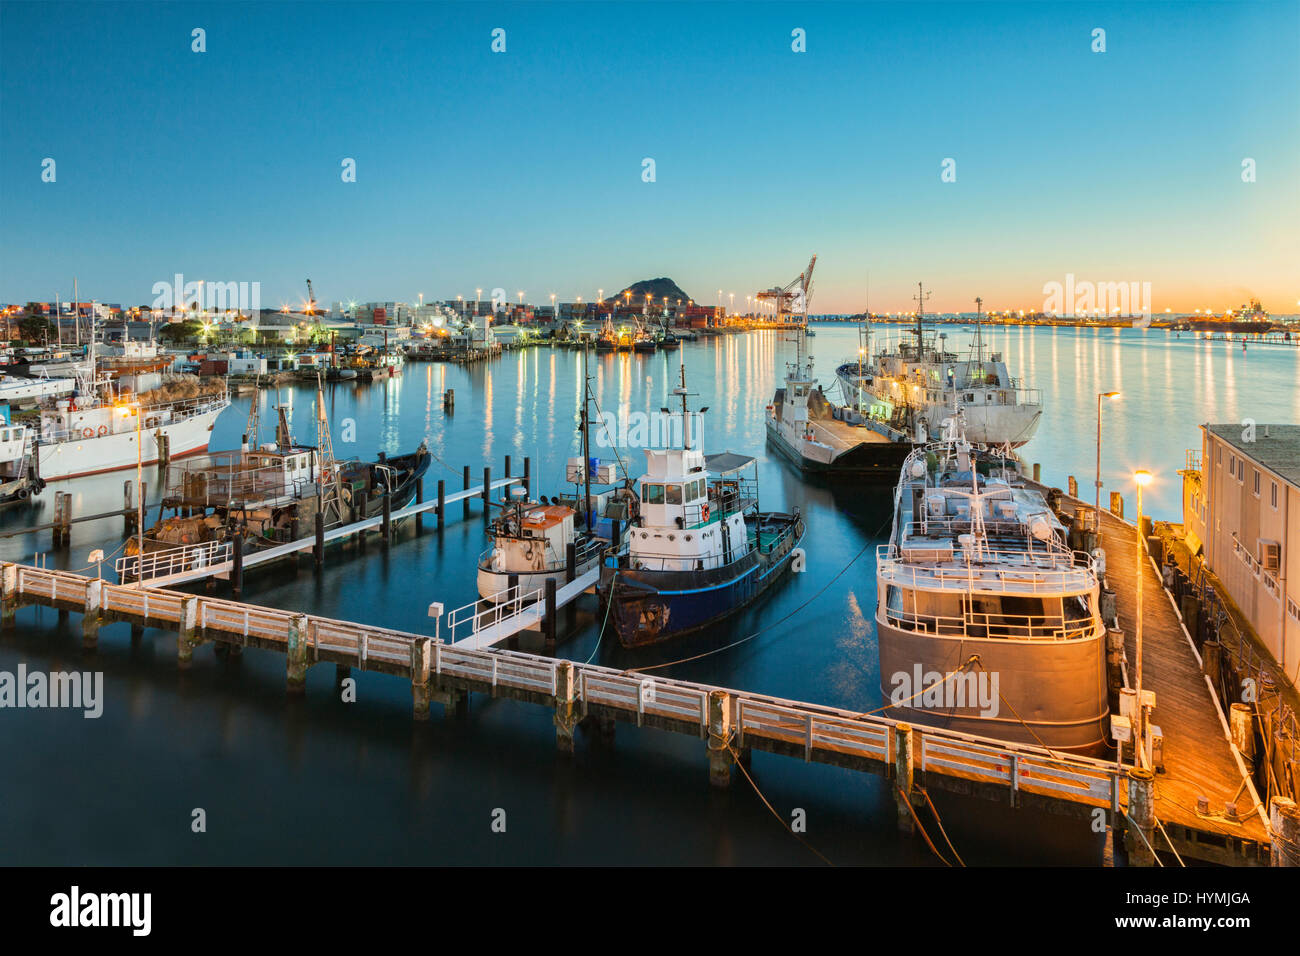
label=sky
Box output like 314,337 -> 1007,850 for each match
1,0 -> 1297,314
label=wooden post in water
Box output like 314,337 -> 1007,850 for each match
1271,797 -> 1300,867
314,512 -> 325,569
177,596 -> 199,670
414,478 -> 424,534
437,479 -> 445,530
157,431 -> 170,468
0,564 -> 15,631
122,482 -> 134,537
504,455 -> 511,481
410,637 -> 432,720
1230,703 -> 1255,771
1109,491 -> 1125,519
286,613 -> 309,695
523,456 -> 531,497
82,579 -> 102,650
462,465 -> 471,520
382,491 -> 392,544
1202,639 -> 1222,683
543,577 -> 557,651
706,690 -> 734,788
1125,767 -> 1156,865
894,723 -> 916,834
554,659 -> 578,753
482,466 -> 491,505
231,533 -> 243,599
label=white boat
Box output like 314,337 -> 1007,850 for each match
476,494 -> 606,603
0,416 -> 44,504
0,371 -> 76,405
838,288 -> 1043,447
876,434 -> 1108,753
35,389 -> 230,480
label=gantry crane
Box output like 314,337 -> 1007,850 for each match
755,254 -> 817,324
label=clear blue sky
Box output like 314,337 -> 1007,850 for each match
2,1 -> 1297,313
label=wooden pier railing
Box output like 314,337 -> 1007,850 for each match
0,561 -> 1279,865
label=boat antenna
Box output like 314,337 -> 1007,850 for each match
912,281 -> 931,354
974,296 -> 986,368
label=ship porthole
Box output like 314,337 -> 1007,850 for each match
684,534 -> 692,541
668,534 -> 675,541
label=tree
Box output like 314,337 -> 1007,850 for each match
158,320 -> 204,345
18,311 -> 52,343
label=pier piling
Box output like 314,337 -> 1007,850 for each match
1229,703 -> 1255,771
462,466 -> 471,520
553,660 -> 578,753
1271,797 -> 1299,867
81,579 -> 102,649
382,491 -> 392,544
0,564 -> 15,631
482,467 -> 491,506
410,637 -> 432,720
437,479 -> 445,530
314,512 -> 325,569
415,478 -> 424,534
231,533 -> 243,599
1125,767 -> 1157,866
286,614 -> 309,694
894,723 -> 916,834
707,691 -> 734,788
523,457 -> 531,497
177,597 -> 198,670
543,578 -> 557,651
504,455 -> 511,481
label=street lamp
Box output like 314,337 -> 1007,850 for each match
1134,468 -> 1152,761
1096,392 -> 1121,527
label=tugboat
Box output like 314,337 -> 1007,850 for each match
0,409 -> 44,505
598,363 -> 805,647
477,492 -> 606,602
837,289 -> 1042,448
876,432 -> 1108,753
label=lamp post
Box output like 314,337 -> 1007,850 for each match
1096,391 -> 1120,526
1134,468 -> 1152,761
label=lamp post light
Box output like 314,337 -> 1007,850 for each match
1134,468 -> 1152,761
1096,391 -> 1121,527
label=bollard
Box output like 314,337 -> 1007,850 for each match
437,479 -> 446,530
314,511 -> 325,569
1126,767 -> 1157,866
1202,638 -> 1222,685
1100,587 -> 1118,628
1230,703 -> 1255,770
1271,797 -> 1300,867
706,690 -> 734,788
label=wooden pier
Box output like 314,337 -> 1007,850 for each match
2,553 -> 1287,865
1033,479 -> 1275,864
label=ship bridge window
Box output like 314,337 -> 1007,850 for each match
666,484 -> 683,505
642,483 -> 665,505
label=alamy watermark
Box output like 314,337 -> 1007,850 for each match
595,409 -> 705,449
889,665 -> 999,717
151,272 -> 261,315
0,665 -> 102,718
1042,273 -> 1152,326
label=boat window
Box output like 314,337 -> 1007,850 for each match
0,429 -> 8,442
666,484 -> 683,505
643,483 -> 664,505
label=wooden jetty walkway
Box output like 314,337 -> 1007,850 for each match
1031,478 -> 1274,864
3,556 -> 1288,865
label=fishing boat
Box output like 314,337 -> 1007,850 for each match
0,370 -> 75,406
125,386 -> 429,571
659,325 -> 680,350
632,318 -> 658,352
837,288 -> 1043,447
595,318 -> 618,352
476,493 -> 607,602
876,433 -> 1108,753
598,365 -> 804,647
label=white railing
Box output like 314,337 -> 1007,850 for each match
117,540 -> 232,582
882,609 -> 1097,642
447,584 -> 543,643
878,544 -> 1096,595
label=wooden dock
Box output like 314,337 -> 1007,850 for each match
1033,482 -> 1273,864
4,556 -> 1288,865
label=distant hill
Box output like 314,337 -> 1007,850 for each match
605,277 -> 695,308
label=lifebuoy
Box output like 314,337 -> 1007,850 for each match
97,425 -> 108,437
701,503 -> 710,522
82,428 -> 94,439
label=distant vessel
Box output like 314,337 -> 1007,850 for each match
0,413 -> 45,505
876,434 -> 1108,753
837,288 -> 1043,447
598,363 -> 804,647
0,370 -> 75,406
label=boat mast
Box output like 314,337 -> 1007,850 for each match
314,371 -> 343,525
580,341 -> 593,533
973,296 -> 986,370
912,281 -> 930,354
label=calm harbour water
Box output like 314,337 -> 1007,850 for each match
2,324 -> 1297,865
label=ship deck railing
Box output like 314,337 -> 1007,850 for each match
878,544 -> 1097,594
38,390 -> 228,444
883,608 -> 1097,642
117,540 -> 233,584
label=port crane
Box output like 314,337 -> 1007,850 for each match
756,254 -> 817,324
305,278 -> 320,316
